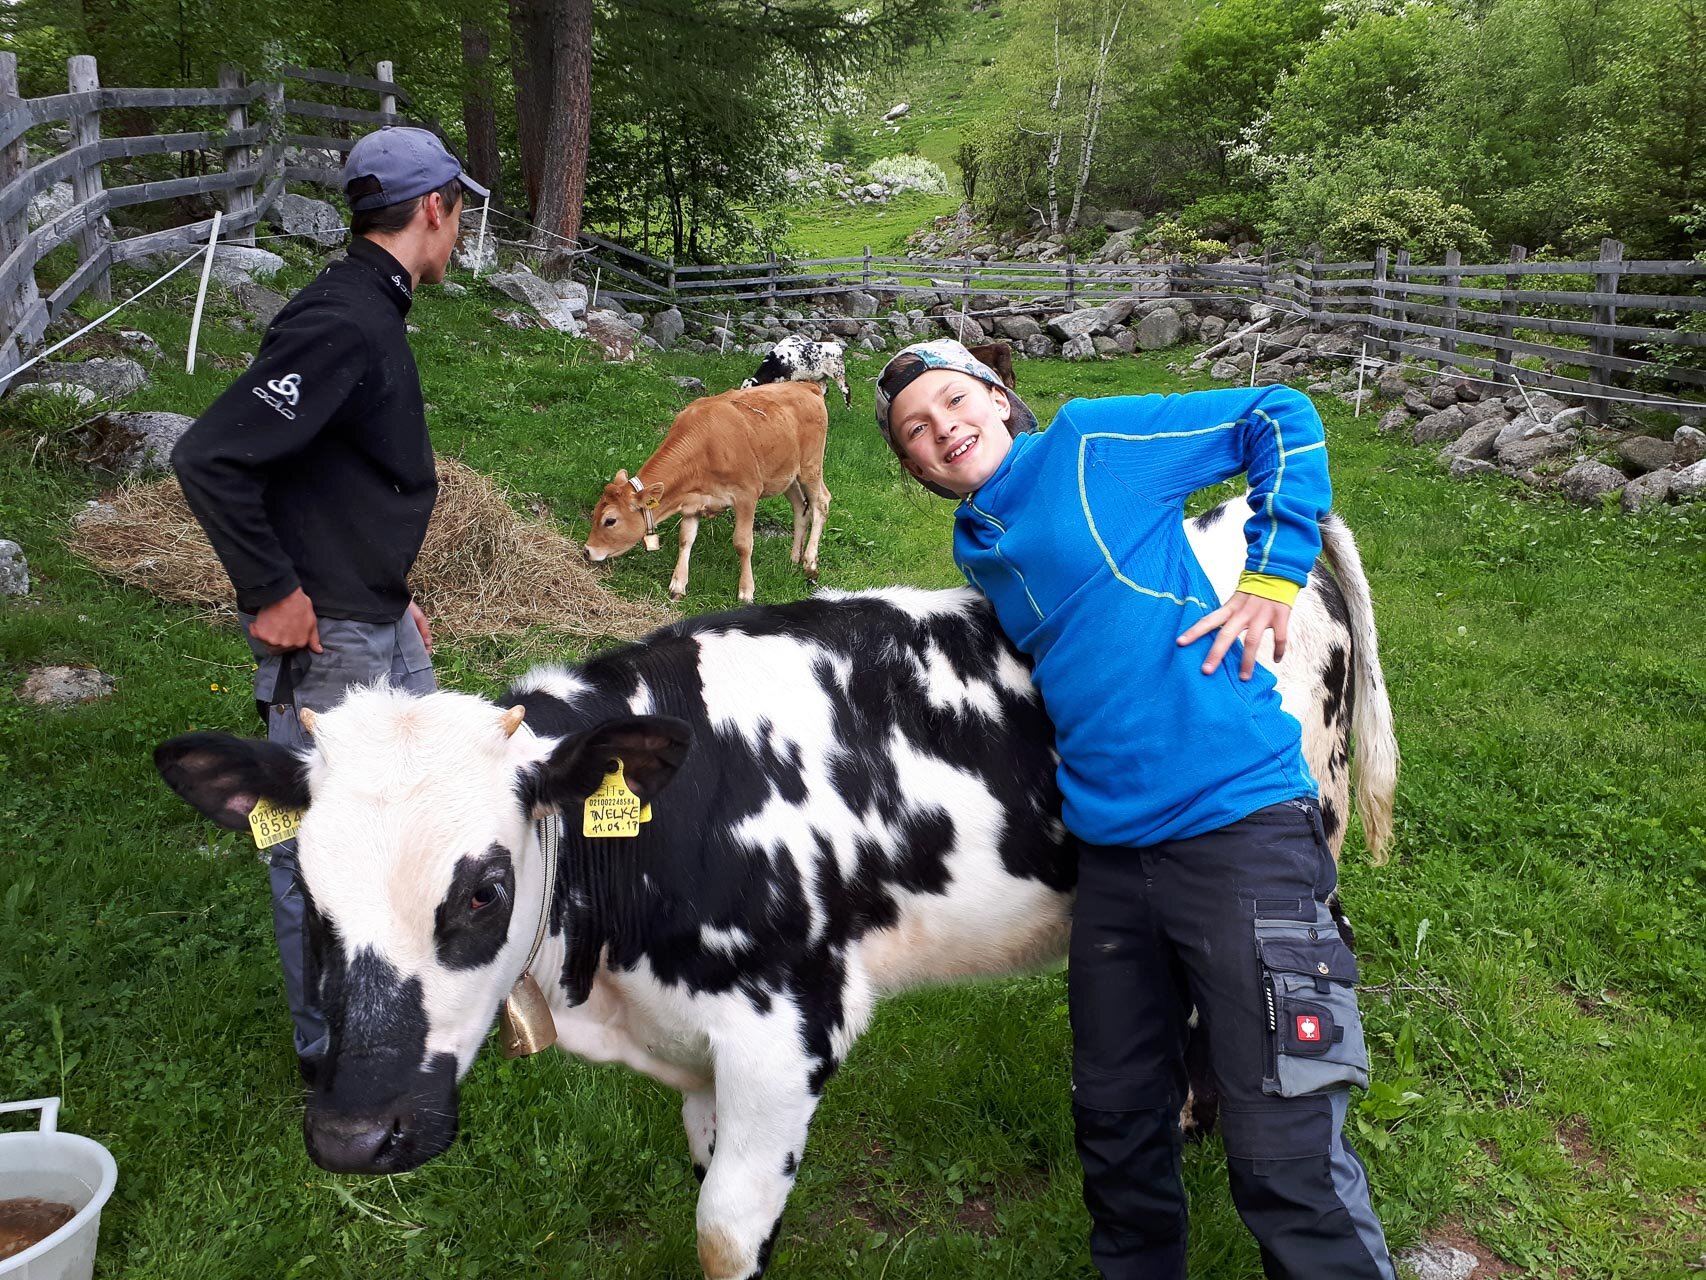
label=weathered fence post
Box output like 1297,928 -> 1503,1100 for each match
1371,246 -> 1388,359
766,252 -> 777,307
1310,246 -> 1325,333
1392,249 -> 1409,358
862,244 -> 871,290
1494,244 -> 1527,385
665,255 -> 676,298
0,53 -> 42,378
1440,248 -> 1461,369
376,60 -> 397,117
1590,237 -> 1623,424
67,55 -> 111,303
220,65 -> 256,245
1065,252 -> 1076,307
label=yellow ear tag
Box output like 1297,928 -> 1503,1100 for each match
582,759 -> 654,838
249,796 -> 304,849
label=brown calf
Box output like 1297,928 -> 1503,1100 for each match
967,341 -> 1016,389
583,381 -> 832,603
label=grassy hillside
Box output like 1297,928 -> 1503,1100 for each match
3,260 -> 1706,1277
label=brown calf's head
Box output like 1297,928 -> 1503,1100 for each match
584,468 -> 666,562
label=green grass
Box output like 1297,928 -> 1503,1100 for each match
782,191 -> 963,260
3,266 -> 1706,1277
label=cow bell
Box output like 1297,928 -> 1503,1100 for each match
499,972 -> 557,1058
643,532 -> 661,553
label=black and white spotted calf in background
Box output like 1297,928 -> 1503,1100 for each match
740,335 -> 852,408
154,497 -> 1395,1280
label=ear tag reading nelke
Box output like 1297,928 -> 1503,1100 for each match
248,797 -> 304,849
582,759 -> 654,838
500,972 -> 558,1058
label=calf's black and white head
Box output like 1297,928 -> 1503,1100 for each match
154,686 -> 688,1174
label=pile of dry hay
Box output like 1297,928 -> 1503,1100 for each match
67,456 -> 674,642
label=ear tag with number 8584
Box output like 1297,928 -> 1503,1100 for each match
249,796 -> 304,849
582,759 -> 654,838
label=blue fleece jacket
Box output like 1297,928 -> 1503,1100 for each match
953,384 -> 1332,848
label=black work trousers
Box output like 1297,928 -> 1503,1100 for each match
1069,799 -> 1395,1280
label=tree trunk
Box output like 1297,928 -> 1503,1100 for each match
534,0 -> 594,263
1044,14 -> 1063,234
461,22 -> 501,194
508,0 -> 551,214
1066,4 -> 1123,233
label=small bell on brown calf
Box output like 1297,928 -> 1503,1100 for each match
643,532 -> 661,552
499,972 -> 558,1058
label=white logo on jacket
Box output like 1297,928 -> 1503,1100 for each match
252,371 -> 302,420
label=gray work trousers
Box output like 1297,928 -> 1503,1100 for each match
242,613 -> 436,1061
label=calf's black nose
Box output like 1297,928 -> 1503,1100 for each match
306,1112 -> 405,1173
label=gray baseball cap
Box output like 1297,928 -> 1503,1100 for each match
875,338 -> 1039,498
343,126 -> 489,212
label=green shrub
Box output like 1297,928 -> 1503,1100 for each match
867,154 -> 951,196
1321,188 -> 1492,262
1065,226 -> 1106,258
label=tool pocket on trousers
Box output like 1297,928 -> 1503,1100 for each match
1255,911 -> 1369,1097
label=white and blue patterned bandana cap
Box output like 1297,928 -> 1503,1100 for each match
874,339 -> 1039,499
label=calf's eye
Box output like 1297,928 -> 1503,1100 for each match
470,884 -> 501,911
603,516 -> 618,527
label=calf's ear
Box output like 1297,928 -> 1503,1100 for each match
154,732 -> 311,830
531,715 -> 691,813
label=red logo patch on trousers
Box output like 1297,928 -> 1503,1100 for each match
1296,1015 -> 1322,1042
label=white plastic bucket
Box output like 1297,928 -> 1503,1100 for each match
0,1099 -> 118,1280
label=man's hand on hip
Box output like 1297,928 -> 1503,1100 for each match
250,588 -> 322,654
407,598 -> 433,655
1177,591 -> 1290,680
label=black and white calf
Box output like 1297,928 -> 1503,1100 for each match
740,335 -> 852,408
154,498 -> 1395,1280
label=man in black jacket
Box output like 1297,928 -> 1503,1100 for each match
172,127 -> 488,1081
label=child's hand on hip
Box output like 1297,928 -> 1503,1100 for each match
1177,591 -> 1290,680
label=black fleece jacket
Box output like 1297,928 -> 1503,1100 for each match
171,237 -> 437,623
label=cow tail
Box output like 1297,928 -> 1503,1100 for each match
1318,511 -> 1399,863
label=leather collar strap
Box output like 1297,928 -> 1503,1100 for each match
522,814 -> 560,976
627,473 -> 659,545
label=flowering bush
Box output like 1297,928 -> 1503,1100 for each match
867,154 -> 950,196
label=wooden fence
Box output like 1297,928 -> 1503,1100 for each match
575,236 -> 1706,418
0,51 -> 411,380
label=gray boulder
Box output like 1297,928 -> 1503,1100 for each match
20,357 -> 147,402
648,307 -> 686,350
1135,309 -> 1183,350
1441,420 -> 1503,463
1047,308 -> 1106,342
826,317 -> 862,339
1062,334 -> 1097,361
551,279 -> 590,312
78,410 -> 195,476
440,280 -> 468,298
936,315 -> 987,346
1096,229 -> 1140,263
1672,424 -> 1706,468
1449,457 -> 1499,479
1493,411 -> 1561,451
1615,434 -> 1676,476
843,290 -> 879,318
1377,368 -> 1409,400
670,375 -> 705,394
118,329 -> 163,358
1092,335 -> 1122,356
1376,407 -> 1411,435
210,245 -> 285,288
453,235 -> 497,274
1671,458 -> 1706,501
1021,333 -> 1058,359
0,540 -> 28,596
1103,210 -> 1144,232
1498,433 -> 1576,467
1101,297 -> 1140,328
10,382 -> 97,409
487,271 -> 584,333
270,193 -> 346,249
1402,389 -> 1433,416
585,309 -> 640,362
1412,405 -> 1469,444
1621,468 -> 1674,512
1114,329 -> 1138,354
1559,459 -> 1627,507
19,666 -> 114,707
1198,315 -> 1227,343
1427,383 -> 1459,410
996,314 -> 1042,341
1463,400 -> 1510,426
234,280 -> 287,329
1394,1243 -> 1478,1280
